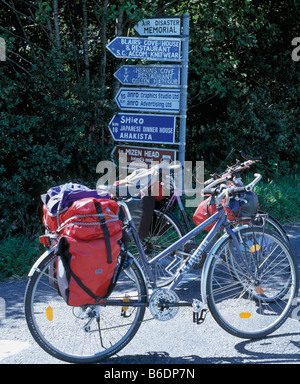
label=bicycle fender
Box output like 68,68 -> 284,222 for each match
28,249 -> 55,277
200,225 -> 249,305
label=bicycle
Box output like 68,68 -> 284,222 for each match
126,152 -> 290,286
25,173 -> 299,363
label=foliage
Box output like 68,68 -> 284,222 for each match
0,234 -> 42,280
0,0 -> 299,239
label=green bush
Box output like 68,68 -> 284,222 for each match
0,234 -> 43,280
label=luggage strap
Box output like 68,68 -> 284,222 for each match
94,202 -> 112,264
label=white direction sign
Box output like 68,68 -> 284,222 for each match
134,17 -> 181,36
106,37 -> 181,62
115,87 -> 180,114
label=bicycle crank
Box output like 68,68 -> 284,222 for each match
149,289 -> 180,321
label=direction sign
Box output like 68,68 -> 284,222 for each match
134,17 -> 181,36
114,65 -> 181,87
115,87 -> 180,114
109,113 -> 176,144
106,37 -> 181,61
112,145 -> 177,168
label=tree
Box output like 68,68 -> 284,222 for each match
0,0 -> 299,237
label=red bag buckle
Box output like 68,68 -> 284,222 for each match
39,235 -> 51,247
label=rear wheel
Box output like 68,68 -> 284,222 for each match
25,252 -> 147,363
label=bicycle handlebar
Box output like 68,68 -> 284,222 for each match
203,173 -> 262,197
203,150 -> 261,188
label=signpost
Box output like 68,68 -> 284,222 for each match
106,37 -> 181,61
106,13 -> 190,169
114,87 -> 180,114
114,65 -> 181,87
109,113 -> 176,144
112,145 -> 177,168
134,17 -> 181,36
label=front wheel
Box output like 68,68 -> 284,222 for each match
206,227 -> 299,339
25,251 -> 147,363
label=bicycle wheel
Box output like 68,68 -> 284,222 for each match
25,251 -> 147,363
206,227 -> 299,339
129,209 -> 185,287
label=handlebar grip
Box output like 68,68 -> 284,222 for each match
240,150 -> 262,161
229,186 -> 246,194
202,187 -> 217,195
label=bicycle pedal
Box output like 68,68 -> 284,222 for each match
192,299 -> 207,324
193,309 -> 208,324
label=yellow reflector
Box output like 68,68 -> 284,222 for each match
46,306 -> 53,321
122,297 -> 130,312
239,312 -> 252,319
249,244 -> 261,253
255,286 -> 264,294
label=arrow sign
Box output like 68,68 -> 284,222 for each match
109,113 -> 176,144
134,17 -> 181,36
106,37 -> 181,62
114,65 -> 181,87
115,87 -> 180,114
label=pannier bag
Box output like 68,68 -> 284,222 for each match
41,184 -> 123,306
193,191 -> 258,231
42,183 -> 111,234
56,232 -> 122,306
55,198 -> 122,306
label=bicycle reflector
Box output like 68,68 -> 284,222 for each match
249,244 -> 261,253
46,306 -> 53,322
239,312 -> 252,319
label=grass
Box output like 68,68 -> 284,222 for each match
253,174 -> 300,223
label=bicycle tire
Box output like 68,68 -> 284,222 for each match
206,227 -> 299,339
129,209 -> 185,287
25,251 -> 147,363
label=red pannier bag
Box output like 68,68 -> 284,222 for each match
56,231 -> 122,306
193,196 -> 218,231
48,198 -> 123,306
43,197 -> 121,239
193,192 -> 258,231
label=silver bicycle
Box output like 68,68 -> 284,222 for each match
24,173 -> 299,363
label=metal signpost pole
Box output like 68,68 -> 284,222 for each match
179,13 -> 189,167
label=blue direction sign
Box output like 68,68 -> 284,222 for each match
115,87 -> 180,114
114,65 -> 181,87
106,37 -> 181,62
109,113 -> 176,144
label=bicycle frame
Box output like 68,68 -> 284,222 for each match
119,201 -> 253,305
